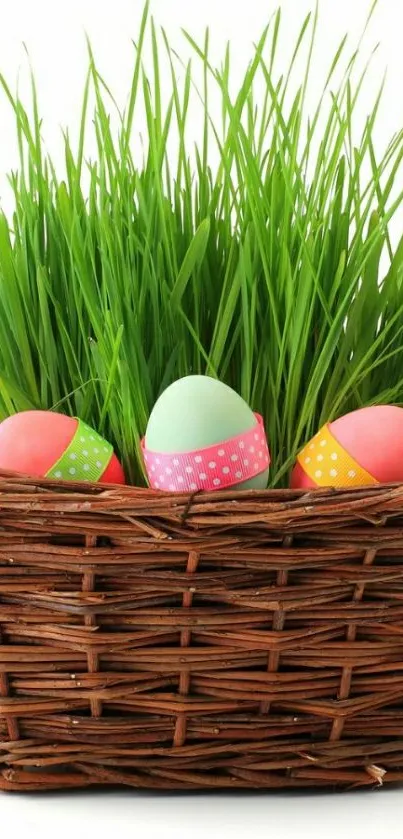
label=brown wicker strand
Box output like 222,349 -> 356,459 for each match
0,628 -> 19,742
260,535 -> 293,714
173,550 -> 200,747
82,536 -> 102,718
330,548 -> 378,742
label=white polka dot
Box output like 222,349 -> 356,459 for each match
70,453 -> 77,461
165,467 -> 172,475
254,462 -> 259,470
199,473 -> 207,480
156,458 -> 161,465
320,440 -> 327,447
208,461 -> 216,469
195,456 -> 202,464
330,469 -> 338,478
69,467 -> 76,475
173,458 -> 180,466
231,454 -> 238,462
331,453 -> 338,461
89,436 -> 95,441
317,454 -> 324,462
305,457 -> 311,464
96,461 -> 102,468
249,446 -> 255,453
213,478 -> 221,486
143,453 -> 149,461
315,470 -> 322,479
83,464 -> 90,472
222,466 -> 230,474
155,482 -> 160,488
82,450 -> 89,457
54,470 -> 62,478
235,471 -> 242,479
103,447 -> 108,453
217,449 -> 225,457
186,466 -> 193,474
239,441 -> 245,449
309,444 -> 315,450
80,436 -> 85,443
190,482 -> 197,490
348,470 -> 356,478
93,448 -> 99,454
243,459 -> 249,466
159,475 -> 165,482
151,465 -> 156,472
258,451 -> 263,459
254,433 -> 259,441
177,476 -> 184,484
169,483 -> 175,491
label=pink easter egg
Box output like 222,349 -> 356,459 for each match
0,411 -> 125,484
291,405 -> 403,489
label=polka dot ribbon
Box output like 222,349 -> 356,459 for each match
142,413 -> 270,492
46,419 -> 113,482
297,424 -> 378,488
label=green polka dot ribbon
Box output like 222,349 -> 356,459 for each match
46,418 -> 113,482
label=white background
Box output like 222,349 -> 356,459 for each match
1,0 -> 403,836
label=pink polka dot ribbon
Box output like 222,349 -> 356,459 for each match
141,413 -> 270,492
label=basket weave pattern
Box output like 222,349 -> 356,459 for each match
1,475 -> 403,791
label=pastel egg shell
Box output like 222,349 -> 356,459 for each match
145,375 -> 269,490
291,405 -> 403,489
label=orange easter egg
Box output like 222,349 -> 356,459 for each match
291,405 -> 403,489
0,411 -> 125,484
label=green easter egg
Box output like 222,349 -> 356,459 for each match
145,375 -> 269,490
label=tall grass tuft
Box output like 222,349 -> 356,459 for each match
0,3 -> 402,485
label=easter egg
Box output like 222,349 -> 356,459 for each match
291,405 -> 403,489
143,375 -> 270,492
0,411 -> 125,484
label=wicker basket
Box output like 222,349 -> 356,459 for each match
1,473 -> 403,792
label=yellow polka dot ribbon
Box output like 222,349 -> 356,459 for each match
297,424 -> 379,488
46,418 -> 113,482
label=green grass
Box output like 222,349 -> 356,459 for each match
0,1 -> 402,486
